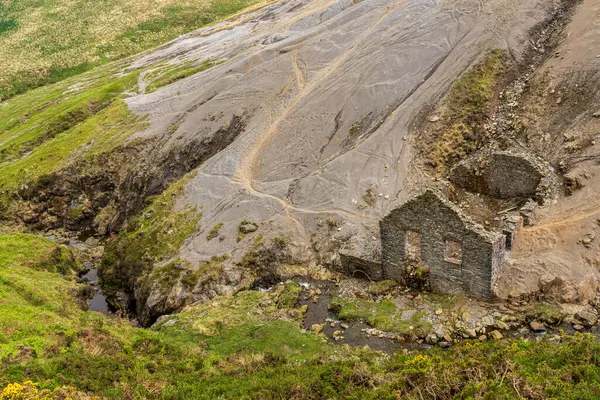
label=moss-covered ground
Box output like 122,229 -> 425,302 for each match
331,295 -> 433,337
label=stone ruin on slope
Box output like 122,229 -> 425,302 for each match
379,190 -> 506,299
338,148 -> 553,299
339,190 -> 523,299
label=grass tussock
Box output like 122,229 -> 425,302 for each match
206,222 -> 224,241
425,49 -> 508,173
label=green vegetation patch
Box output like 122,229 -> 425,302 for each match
277,282 -> 302,309
0,0 -> 267,100
425,49 -> 508,172
99,172 -> 201,301
0,234 -> 83,357
2,243 -> 600,399
0,69 -> 141,165
367,280 -> 399,296
206,222 -> 223,241
146,60 -> 216,93
331,296 -> 432,337
157,289 -> 327,363
0,67 -> 148,214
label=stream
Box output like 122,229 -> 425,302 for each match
82,266 -> 109,312
296,279 -> 430,353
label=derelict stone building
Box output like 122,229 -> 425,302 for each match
380,190 -> 505,299
449,150 -> 546,199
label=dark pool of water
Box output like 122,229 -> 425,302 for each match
83,268 -> 109,312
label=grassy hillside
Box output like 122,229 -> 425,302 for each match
0,0 -> 267,101
1,237 -> 600,398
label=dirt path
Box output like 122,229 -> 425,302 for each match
232,3 -> 398,222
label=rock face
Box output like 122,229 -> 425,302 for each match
539,274 -> 600,304
450,150 -> 546,199
380,190 -> 505,299
339,230 -> 383,281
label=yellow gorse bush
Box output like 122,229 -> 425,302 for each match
0,381 -> 90,400
0,381 -> 53,400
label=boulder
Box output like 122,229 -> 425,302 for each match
575,310 -> 598,327
489,330 -> 503,340
449,150 -> 546,200
239,222 -> 258,234
529,321 -> 546,332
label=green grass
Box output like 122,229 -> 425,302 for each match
99,172 -> 201,311
2,236 -> 600,398
206,222 -> 224,241
331,296 -> 432,337
0,234 -> 84,357
426,49 -> 508,172
0,65 -> 149,215
0,68 -> 140,164
146,60 -> 217,93
0,0 -> 269,100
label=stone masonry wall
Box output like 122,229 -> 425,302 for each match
450,150 -> 545,199
380,190 -> 504,299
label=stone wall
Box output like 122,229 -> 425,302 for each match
450,150 -> 545,199
339,230 -> 384,280
380,190 -> 505,299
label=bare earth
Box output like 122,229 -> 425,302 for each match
117,0 -> 600,299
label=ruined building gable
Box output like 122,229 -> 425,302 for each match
380,190 -> 504,299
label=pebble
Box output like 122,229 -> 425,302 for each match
425,334 -> 439,344
573,324 -> 585,331
463,329 -> 477,338
529,321 -> 546,332
496,321 -> 509,330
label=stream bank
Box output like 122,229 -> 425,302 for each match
290,277 -> 600,353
